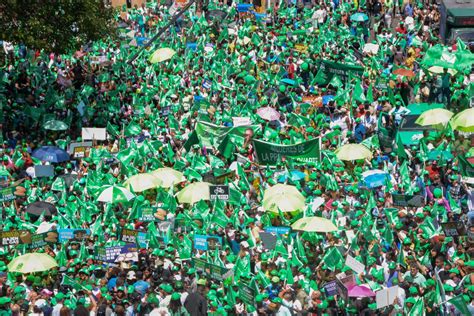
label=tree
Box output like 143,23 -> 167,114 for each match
0,0 -> 116,54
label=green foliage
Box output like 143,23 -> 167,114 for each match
0,0 -> 116,53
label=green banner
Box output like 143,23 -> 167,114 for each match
193,258 -> 233,282
319,59 -> 364,83
137,206 -> 157,222
0,187 -> 15,202
239,282 -> 255,305
253,138 -> 321,165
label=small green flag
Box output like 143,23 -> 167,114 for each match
448,295 -> 471,316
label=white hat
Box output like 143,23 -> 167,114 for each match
127,271 -> 136,280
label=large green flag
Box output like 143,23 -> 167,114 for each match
322,247 -> 344,271
407,297 -> 425,316
396,133 -> 408,160
448,295 -> 471,316
458,155 -> 474,178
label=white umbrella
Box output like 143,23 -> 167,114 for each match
97,185 -> 135,203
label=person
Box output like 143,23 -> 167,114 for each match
184,279 -> 207,316
353,118 -> 367,143
441,68 -> 451,105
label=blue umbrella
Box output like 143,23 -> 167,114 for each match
361,170 -> 390,188
32,146 -> 70,163
322,95 -> 335,105
290,170 -> 306,181
350,13 -> 369,22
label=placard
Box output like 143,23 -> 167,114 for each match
265,226 -> 291,235
294,43 -> 308,53
392,194 -> 424,207
58,229 -> 91,242
94,244 -> 137,263
260,232 -> 277,250
0,187 -> 15,202
232,117 -> 252,127
194,235 -> 222,251
34,165 -> 55,178
376,286 -> 399,309
0,230 -> 30,246
239,282 -> 255,305
120,229 -> 147,248
345,255 -> 366,274
81,128 -> 107,141
73,146 -> 91,159
192,258 -> 233,282
302,96 -> 321,107
209,185 -> 229,201
30,230 -> 59,248
441,222 -> 466,237
323,280 -> 338,297
68,141 -> 93,155
137,206 -> 158,222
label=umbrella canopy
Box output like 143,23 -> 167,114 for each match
361,170 -> 390,188
97,185 -> 135,203
393,68 -> 415,78
59,174 -> 78,188
336,144 -> 372,161
150,168 -> 185,188
123,173 -> 161,192
8,253 -> 58,273
363,43 -> 379,54
291,216 -> 338,232
149,48 -> 176,63
206,9 -> 228,21
257,107 -> 280,121
350,13 -> 368,22
347,285 -> 376,298
32,146 -> 70,163
428,66 -> 457,75
25,201 -> 57,217
415,108 -> 453,126
450,108 -> 474,132
176,182 -> 211,204
263,184 -> 305,213
43,120 -> 68,131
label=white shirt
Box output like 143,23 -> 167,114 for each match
52,303 -> 63,316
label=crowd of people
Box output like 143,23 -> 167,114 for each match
0,0 -> 473,315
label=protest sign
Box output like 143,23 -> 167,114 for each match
392,194 -> 424,207
232,117 -> 252,127
0,230 -> 30,246
301,96 -> 321,107
137,206 -> 158,222
194,235 -> 222,251
294,43 -> 308,53
81,127 -> 107,140
253,138 -> 321,165
239,282 -> 255,305
202,171 -> 235,185
95,244 -> 137,263
34,165 -> 55,178
345,255 -> 366,274
441,222 -> 466,237
0,187 -> 15,202
73,146 -> 91,159
68,141 -> 93,155
265,226 -> 291,235
323,280 -> 338,297
336,272 -> 356,300
192,258 -> 233,282
376,286 -> 400,309
120,229 -> 147,248
58,229 -> 91,242
30,231 -> 58,248
260,232 -> 277,249
209,185 -> 229,201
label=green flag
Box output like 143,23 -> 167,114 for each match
396,133 -> 408,160
322,247 -> 344,271
448,295 -> 471,316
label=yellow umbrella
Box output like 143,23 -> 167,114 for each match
8,253 -> 57,273
415,108 -> 453,127
176,182 -> 211,204
263,184 -> 305,213
149,48 -> 176,63
291,216 -> 338,232
336,144 -> 372,161
450,108 -> 474,133
123,173 -> 162,192
150,168 -> 185,188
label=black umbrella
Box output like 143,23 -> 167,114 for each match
206,9 -> 227,21
59,174 -> 78,188
25,201 -> 57,217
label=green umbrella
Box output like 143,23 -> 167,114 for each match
96,185 -> 135,203
8,253 -> 58,274
176,182 -> 211,204
43,120 -> 69,131
291,216 -> 338,232
263,184 -> 305,213
415,109 -> 453,127
450,108 -> 474,132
